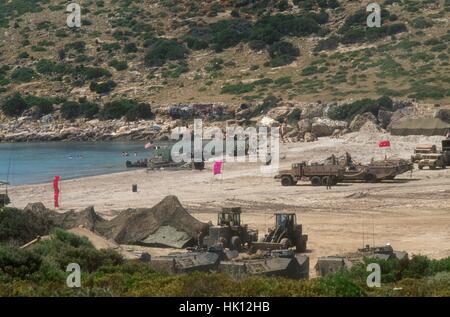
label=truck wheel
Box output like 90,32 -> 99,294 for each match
442,165 -> 446,169
280,238 -> 290,249
281,175 -> 294,186
363,173 -> 376,183
230,236 -> 241,251
418,165 -> 423,170
311,176 -> 321,186
430,165 -> 436,170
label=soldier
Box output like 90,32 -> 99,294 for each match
326,175 -> 332,190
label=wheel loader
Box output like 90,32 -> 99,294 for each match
202,207 -> 258,251
252,213 -> 308,253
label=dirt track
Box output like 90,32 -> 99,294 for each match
9,131 -> 450,275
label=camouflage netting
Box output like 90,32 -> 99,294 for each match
390,117 -> 450,136
96,195 -> 209,247
23,196 -> 209,248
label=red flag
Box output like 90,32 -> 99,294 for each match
53,176 -> 60,208
378,140 -> 391,148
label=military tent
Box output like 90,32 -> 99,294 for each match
390,117 -> 450,136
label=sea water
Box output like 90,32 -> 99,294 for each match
0,142 -> 152,185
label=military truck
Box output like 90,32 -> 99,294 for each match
0,181 -> 10,207
411,144 -> 437,163
275,162 -> 344,186
252,213 -> 308,253
202,207 -> 258,251
418,153 -> 446,170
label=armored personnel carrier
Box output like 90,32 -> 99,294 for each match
325,153 -> 413,182
315,244 -> 409,277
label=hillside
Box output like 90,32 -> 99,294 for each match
0,0 -> 449,125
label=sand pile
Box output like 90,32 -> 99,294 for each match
23,196 -> 209,248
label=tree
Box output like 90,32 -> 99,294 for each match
1,93 -> 28,117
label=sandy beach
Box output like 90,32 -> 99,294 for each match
8,130 -> 450,275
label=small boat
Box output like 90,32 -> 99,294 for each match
126,160 -> 148,168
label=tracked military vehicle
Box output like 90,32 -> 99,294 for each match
202,207 -> 258,251
324,153 -> 413,182
252,213 -> 308,253
315,244 -> 409,277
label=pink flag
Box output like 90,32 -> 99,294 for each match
213,160 -> 223,175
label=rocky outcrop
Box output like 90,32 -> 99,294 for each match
378,110 -> 393,129
349,113 -> 378,131
311,118 -> 348,137
434,108 -> 450,123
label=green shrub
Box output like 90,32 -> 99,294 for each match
11,67 -> 36,83
36,59 -> 55,74
0,207 -> 54,244
61,101 -> 81,119
123,42 -> 138,53
18,52 -> 29,59
89,80 -> 117,94
0,246 -> 42,278
61,101 -> 99,119
23,95 -> 55,116
102,99 -> 138,119
144,39 -> 188,67
109,60 -> 128,71
314,35 -> 339,52
125,103 -> 154,121
221,83 -> 254,95
1,93 -> 28,117
328,96 -> 392,120
411,17 -> 433,29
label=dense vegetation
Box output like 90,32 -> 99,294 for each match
0,0 -> 449,116
0,207 -> 449,297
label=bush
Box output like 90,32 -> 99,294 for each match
0,246 -> 42,278
36,59 -> 55,75
11,67 -> 36,83
123,42 -> 138,53
125,103 -> 154,121
1,93 -> 28,117
109,60 -> 128,71
102,99 -> 138,119
0,207 -> 54,245
221,83 -> 254,95
328,96 -> 392,120
144,39 -> 188,67
314,35 -> 339,52
61,101 -> 81,120
89,80 -> 117,94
